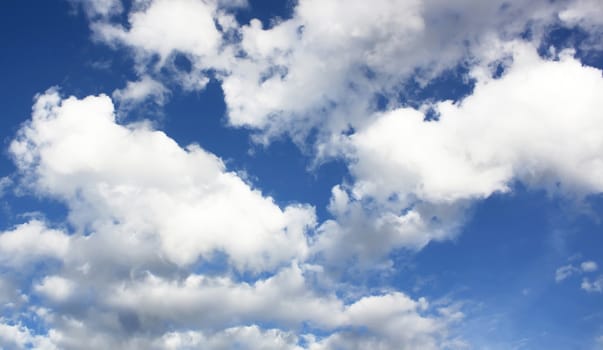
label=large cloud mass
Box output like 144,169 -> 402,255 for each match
1,91 -> 460,349
314,42 -> 603,266
10,90 -> 315,272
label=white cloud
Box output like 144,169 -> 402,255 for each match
105,265 -> 457,349
219,0 -> 577,141
555,260 -> 600,291
556,264 -> 579,283
581,261 -> 598,272
581,276 -> 603,293
83,0 -> 590,143
315,42 -> 603,264
105,263 -> 345,330
0,261 -> 460,349
348,43 -> 603,204
0,321 -> 31,349
156,326 -> 302,350
93,0 -> 228,68
0,89 -> 469,349
10,89 -> 315,272
112,75 -> 169,108
314,186 -> 468,268
0,220 -> 70,268
559,0 -> 603,27
309,294 -> 460,350
34,276 -> 76,303
0,320 -> 57,350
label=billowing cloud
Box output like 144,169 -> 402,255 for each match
1,90 -> 462,349
314,42 -> 603,264
10,89 -> 315,272
0,220 -> 70,268
91,0 -> 237,91
0,320 -> 56,350
84,0 -> 603,143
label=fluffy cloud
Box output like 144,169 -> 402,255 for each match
2,90 -> 463,349
84,0 -> 603,143
155,326 -> 302,350
91,0 -> 237,91
220,0 -> 567,141
0,320 -> 56,350
10,89 -> 315,272
559,0 -> 603,27
314,42 -> 603,264
105,263 -> 344,330
94,0 -> 222,60
313,185 -> 468,268
34,276 -> 76,303
348,44 -> 603,204
0,220 -> 70,268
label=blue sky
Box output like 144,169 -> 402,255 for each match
0,1 -> 602,349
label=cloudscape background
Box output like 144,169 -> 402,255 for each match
1,0 -> 603,349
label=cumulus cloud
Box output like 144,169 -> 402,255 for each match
81,0 -> 603,144
34,276 -> 76,303
1,90 -> 464,349
155,326 -> 301,350
0,320 -> 56,350
94,0 -> 221,60
312,42 -> 603,265
0,220 -> 70,268
348,43 -> 603,203
105,263 -> 344,330
313,185 -> 469,268
91,0 -> 237,91
10,89 -> 315,272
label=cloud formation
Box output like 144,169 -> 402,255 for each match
2,91 -> 461,349
316,42 -> 603,265
11,89 -> 315,272
83,0 -> 602,142
3,0 -> 603,348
